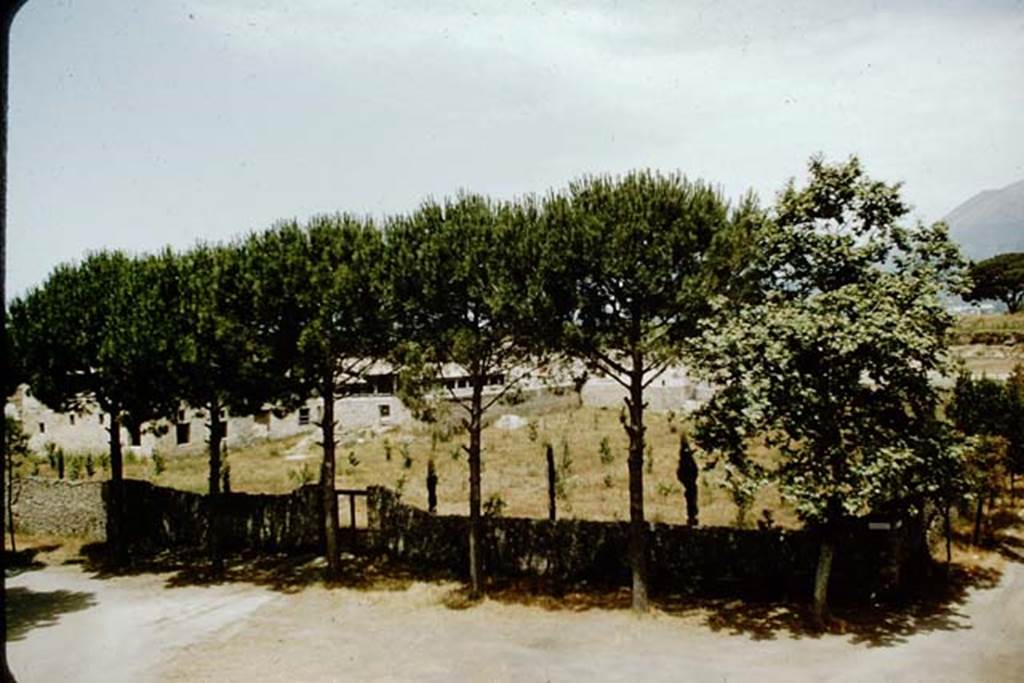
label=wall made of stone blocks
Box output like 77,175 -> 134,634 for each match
9,478 -> 107,539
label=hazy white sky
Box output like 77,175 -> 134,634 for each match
8,0 -> 1024,297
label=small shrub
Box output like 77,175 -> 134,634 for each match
222,464 -> 231,493
289,462 -> 314,486
45,443 -> 59,472
598,436 -> 614,465
555,440 -> 573,500
98,453 -> 110,473
152,452 -> 167,476
383,439 -> 392,461
645,444 -> 653,474
401,443 -> 413,469
483,493 -> 506,517
68,455 -> 83,480
527,419 -> 539,443
450,446 -> 461,461
656,482 -> 675,498
126,449 -> 138,465
603,474 -> 613,488
347,451 -> 360,467
85,454 -> 95,478
395,473 -> 408,498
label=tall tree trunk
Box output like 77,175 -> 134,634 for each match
624,365 -> 649,612
467,377 -> 484,599
321,383 -> 341,577
973,496 -> 984,546
207,398 -> 224,577
546,443 -> 556,522
813,531 -> 835,628
944,504 -> 952,568
108,412 -> 126,566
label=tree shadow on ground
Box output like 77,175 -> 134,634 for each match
77,542 -> 458,596
71,511 -> 1020,650
3,545 -> 57,578
5,586 -> 97,641
477,562 -> 1004,648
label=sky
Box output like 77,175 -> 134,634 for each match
7,0 -> 1024,298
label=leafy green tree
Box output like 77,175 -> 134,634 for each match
8,251 -> 184,563
544,170 -> 760,611
965,252 -> 1024,313
241,216 -> 389,576
387,194 -> 552,598
170,242 -> 279,574
950,368 -> 1024,509
689,156 -> 966,625
1007,364 -> 1024,501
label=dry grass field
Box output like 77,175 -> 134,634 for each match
26,405 -> 797,529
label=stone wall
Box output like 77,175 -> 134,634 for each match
9,478 -> 107,539
367,486 -> 927,600
9,476 -> 321,552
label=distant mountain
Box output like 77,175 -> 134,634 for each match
943,179 -> 1024,261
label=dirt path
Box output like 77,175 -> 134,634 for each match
6,564 -> 275,681
8,558 -> 1022,682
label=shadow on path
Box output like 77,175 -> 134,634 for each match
5,586 -> 97,642
77,542 -> 458,596
70,512 -> 1019,650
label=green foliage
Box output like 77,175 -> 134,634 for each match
966,252 -> 1024,313
950,366 -> 1024,477
656,482 -> 675,498
690,156 -> 968,526
603,473 -> 614,488
482,493 -> 506,517
152,452 -> 167,476
289,462 -> 315,486
401,442 -> 413,469
68,455 -> 83,480
527,419 -> 540,443
598,436 -> 614,465
949,372 -> 1011,437
85,454 -> 95,478
347,451 -> 360,468
9,249 -> 187,498
383,439 -> 392,461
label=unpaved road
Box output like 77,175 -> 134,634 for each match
7,561 -> 1024,682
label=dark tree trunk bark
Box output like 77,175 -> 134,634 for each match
677,433 -> 699,527
813,531 -> 835,628
624,364 -> 649,613
973,496 -> 984,546
943,504 -> 953,568
207,398 -> 224,577
321,383 -> 341,577
467,377 -> 484,599
546,443 -> 556,522
108,412 -> 126,566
